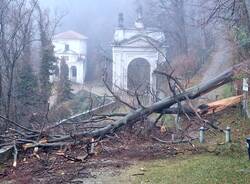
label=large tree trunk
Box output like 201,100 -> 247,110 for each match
0,64 -> 244,151
47,64 -> 243,144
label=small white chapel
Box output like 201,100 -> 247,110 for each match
53,30 -> 88,84
112,6 -> 166,93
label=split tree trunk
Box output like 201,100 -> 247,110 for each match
46,64 -> 243,144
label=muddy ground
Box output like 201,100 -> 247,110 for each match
0,127 -> 198,184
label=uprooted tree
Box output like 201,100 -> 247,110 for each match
0,62 -> 248,165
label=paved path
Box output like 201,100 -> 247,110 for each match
71,82 -> 111,97
200,29 -> 234,102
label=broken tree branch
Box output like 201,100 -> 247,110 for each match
42,64 -> 244,143
0,115 -> 39,134
0,64 -> 244,157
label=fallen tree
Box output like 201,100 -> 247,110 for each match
157,95 -> 243,116
0,63 -> 246,163
52,63 -> 242,140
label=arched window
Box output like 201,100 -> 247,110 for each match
54,65 -> 59,77
65,44 -> 70,51
71,66 -> 77,78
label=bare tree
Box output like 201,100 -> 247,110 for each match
203,0 -> 250,59
0,0 -> 38,130
204,0 -> 250,28
142,0 -> 189,56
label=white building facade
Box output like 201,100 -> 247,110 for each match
53,30 -> 87,84
112,9 -> 166,93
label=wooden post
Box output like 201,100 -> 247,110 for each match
199,127 -> 205,143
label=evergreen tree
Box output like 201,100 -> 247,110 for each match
56,59 -> 73,103
39,43 -> 56,106
37,5 -> 57,109
17,64 -> 39,105
15,61 -> 40,122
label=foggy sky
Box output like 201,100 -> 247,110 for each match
41,0 -> 136,47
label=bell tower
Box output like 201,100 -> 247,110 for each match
134,5 -> 144,29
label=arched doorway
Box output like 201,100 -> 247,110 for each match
127,58 -> 150,93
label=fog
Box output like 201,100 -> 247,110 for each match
41,0 -> 135,46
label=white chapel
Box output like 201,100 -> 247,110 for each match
112,7 -> 166,93
53,30 -> 88,84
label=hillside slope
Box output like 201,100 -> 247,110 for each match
200,29 -> 234,101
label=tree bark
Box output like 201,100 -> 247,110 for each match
46,64 -> 243,143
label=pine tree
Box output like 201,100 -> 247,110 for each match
56,59 -> 73,103
15,61 -> 40,123
39,43 -> 56,106
16,63 -> 39,105
37,5 -> 57,110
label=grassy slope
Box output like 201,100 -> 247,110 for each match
118,154 -> 250,184
112,108 -> 250,184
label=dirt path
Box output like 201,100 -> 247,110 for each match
81,82 -> 111,97
0,128 -> 188,184
200,28 -> 234,101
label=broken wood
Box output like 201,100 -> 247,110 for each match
0,115 -> 39,134
13,141 -> 18,167
132,173 -> 145,176
39,64 -> 244,144
205,95 -> 243,114
158,95 -> 243,116
0,63 -> 246,163
46,101 -> 117,130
